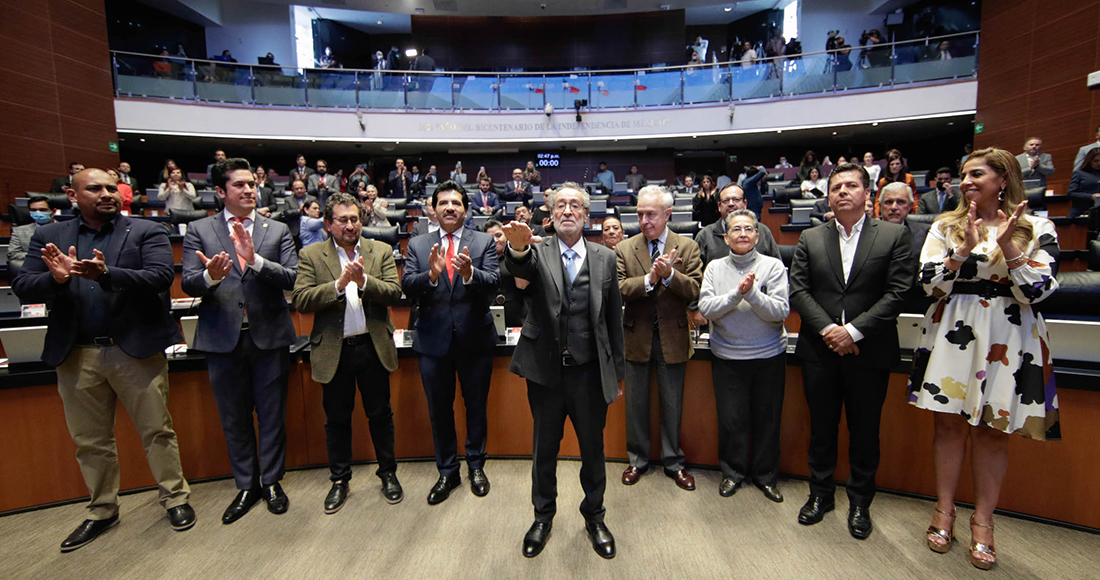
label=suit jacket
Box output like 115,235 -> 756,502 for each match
411,220 -> 438,237
402,228 -> 500,355
499,180 -> 532,204
615,230 -> 703,364
276,194 -> 318,237
289,166 -> 315,184
469,190 -> 500,215
12,215 -> 181,367
1074,143 -> 1099,172
916,188 -> 961,215
905,219 -> 930,260
307,173 -> 339,204
6,223 -> 37,273
293,238 -> 402,383
810,197 -> 832,223
181,212 -> 298,353
118,174 -> 139,193
506,237 -> 626,404
788,218 -> 913,369
1016,152 -> 1055,188
387,170 -> 414,200
693,219 -> 780,267
49,175 -> 71,193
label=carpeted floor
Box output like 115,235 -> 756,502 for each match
1,459 -> 1096,580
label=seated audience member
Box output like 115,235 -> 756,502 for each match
158,167 -> 198,211
523,161 -> 542,187
106,168 -> 133,213
361,185 -> 391,228
530,189 -> 553,232
411,203 -> 439,236
739,165 -> 768,219
1073,125 -> 1100,171
513,204 -> 535,230
877,149 -> 916,195
277,179 -> 318,246
601,216 -> 625,249
483,219 -> 528,328
878,183 -> 928,261
822,156 -> 833,166
797,150 -> 820,182
501,169 -> 533,204
50,162 -> 85,193
1068,148 -> 1100,217
800,167 -> 828,199
682,175 -> 697,194
837,157 -> 848,165
423,165 -> 440,186
697,208 -> 790,503
692,175 -> 721,226
476,166 -> 490,184
470,176 -> 501,217
450,161 -> 467,185
625,165 -> 646,192
864,198 -> 876,219
917,168 -> 960,215
775,157 -> 792,169
299,199 -> 326,247
810,197 -> 833,223
7,195 -> 55,274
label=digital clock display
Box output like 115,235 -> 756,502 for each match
536,153 -> 561,168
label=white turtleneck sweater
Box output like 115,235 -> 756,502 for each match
697,249 -> 790,360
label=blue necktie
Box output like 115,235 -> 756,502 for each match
564,249 -> 578,283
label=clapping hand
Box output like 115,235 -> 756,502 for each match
501,221 -> 542,253
229,220 -> 255,264
650,247 -> 680,284
71,248 -> 107,280
196,250 -> 232,281
452,247 -> 473,281
42,243 -> 77,284
737,271 -> 755,295
427,243 -> 447,283
337,256 -> 366,292
962,202 -> 983,255
995,201 -> 1027,253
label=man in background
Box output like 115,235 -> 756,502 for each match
1016,137 -> 1055,190
388,158 -> 413,200
117,162 -> 138,192
206,150 -> 227,184
308,159 -> 340,207
50,162 -> 85,193
916,168 -> 960,215
595,162 -> 615,194
7,195 -> 55,275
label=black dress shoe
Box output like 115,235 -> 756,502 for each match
469,467 -> 490,497
797,495 -> 835,525
325,481 -> 349,514
264,482 -> 289,514
755,482 -> 784,503
848,505 -> 873,539
167,504 -> 197,531
60,515 -> 119,553
522,521 -> 552,558
380,472 -> 403,505
719,478 -> 740,497
427,474 -> 461,505
585,521 -> 616,559
222,488 -> 261,524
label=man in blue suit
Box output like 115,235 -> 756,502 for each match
182,158 -> 299,524
14,168 -> 195,552
469,176 -> 500,218
402,180 -> 500,505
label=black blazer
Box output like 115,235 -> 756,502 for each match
12,215 -> 182,367
49,175 -> 71,193
789,218 -> 913,369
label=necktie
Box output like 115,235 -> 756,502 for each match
651,239 -> 660,263
564,249 -> 578,283
445,233 -> 456,282
229,217 -> 248,270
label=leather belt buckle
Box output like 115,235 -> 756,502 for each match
343,334 -> 369,345
561,353 -> 578,367
92,337 -> 115,347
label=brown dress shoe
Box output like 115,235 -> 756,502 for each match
665,469 -> 696,491
621,466 -> 646,485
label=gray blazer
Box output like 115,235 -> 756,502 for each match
916,188 -> 961,215
307,173 -> 339,204
181,212 -> 298,353
506,237 -> 626,404
1016,152 -> 1054,188
6,223 -> 36,273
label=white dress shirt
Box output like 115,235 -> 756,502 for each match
333,239 -> 368,338
644,227 -> 674,292
823,215 -> 866,342
203,209 -> 266,287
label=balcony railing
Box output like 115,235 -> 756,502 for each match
111,31 -> 978,111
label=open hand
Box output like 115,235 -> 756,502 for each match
196,250 -> 232,281
427,243 -> 446,283
962,202 -> 983,254
995,201 -> 1027,252
42,243 -> 77,284
501,221 -> 542,252
71,248 -> 108,280
229,220 -> 255,264
452,247 -> 473,281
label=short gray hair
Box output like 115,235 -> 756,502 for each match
637,184 -> 673,209
879,181 -> 913,204
549,181 -> 590,212
724,208 -> 759,230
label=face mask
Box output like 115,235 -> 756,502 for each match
30,211 -> 52,225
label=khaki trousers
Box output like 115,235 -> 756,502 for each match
56,346 -> 191,520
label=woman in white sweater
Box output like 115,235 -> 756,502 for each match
800,166 -> 828,199
698,209 -> 790,502
157,167 -> 197,211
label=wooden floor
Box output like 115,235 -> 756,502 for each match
1,460 -> 1097,580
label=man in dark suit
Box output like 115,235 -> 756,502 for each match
49,161 -> 85,193
469,176 -> 500,218
182,158 -> 299,525
916,168 -> 960,215
810,196 -> 833,223
118,162 -> 138,193
616,185 -> 703,492
789,162 -> 912,540
276,179 -> 317,246
410,203 -> 439,237
499,168 -> 532,204
402,180 -> 499,505
289,154 -> 314,185
206,149 -> 226,184
501,183 -> 626,559
412,47 -> 436,93
307,159 -> 340,207
879,182 -> 930,259
387,158 -> 414,200
14,168 -> 195,552
293,193 -> 404,514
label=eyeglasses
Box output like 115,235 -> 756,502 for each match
728,226 -> 756,234
332,216 -> 361,225
554,201 -> 584,212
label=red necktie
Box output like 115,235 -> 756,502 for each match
445,233 -> 456,282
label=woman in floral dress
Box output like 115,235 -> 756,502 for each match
908,147 -> 1060,571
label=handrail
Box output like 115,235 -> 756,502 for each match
109,31 -> 978,78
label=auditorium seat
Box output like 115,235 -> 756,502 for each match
384,209 -> 408,224
168,208 -> 209,234
361,226 -> 400,245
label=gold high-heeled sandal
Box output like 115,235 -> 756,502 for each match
926,506 -> 956,553
969,515 -> 996,570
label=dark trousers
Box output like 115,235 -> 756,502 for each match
417,348 -> 492,478
624,329 -> 686,471
801,356 -> 890,507
711,354 -> 786,486
527,362 -> 608,523
323,337 -> 396,481
206,330 -> 289,490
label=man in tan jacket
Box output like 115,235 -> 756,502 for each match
615,185 -> 703,491
292,192 -> 403,514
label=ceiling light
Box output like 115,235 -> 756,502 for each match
139,138 -> 145,142
872,122 -> 879,126
405,49 -> 418,57
832,131 -> 837,135
377,20 -> 383,24
776,130 -> 782,133
724,6 -> 732,11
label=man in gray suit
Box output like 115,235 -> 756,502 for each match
276,179 -> 317,246
1074,125 -> 1100,171
502,182 -> 625,560
307,159 -> 340,207
7,196 -> 55,276
1016,137 -> 1055,189
182,158 -> 299,525
916,168 -> 961,215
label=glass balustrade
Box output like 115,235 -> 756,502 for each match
111,32 -> 977,112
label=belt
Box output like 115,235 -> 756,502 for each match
240,323 -> 250,331
78,337 -> 116,347
561,351 -> 579,367
343,334 -> 371,345
952,280 -> 1014,298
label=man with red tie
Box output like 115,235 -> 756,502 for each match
469,176 -> 500,218
402,180 -> 500,505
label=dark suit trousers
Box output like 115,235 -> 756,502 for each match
417,344 -> 492,477
527,362 -> 608,523
323,337 -> 397,481
711,354 -> 785,486
206,330 -> 289,490
801,355 -> 889,507
624,329 -> 687,471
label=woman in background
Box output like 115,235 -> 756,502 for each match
1067,148 -> 1100,217
106,168 -> 133,213
299,199 -> 326,247
800,167 -> 828,199
450,161 -> 467,185
157,167 -> 197,212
